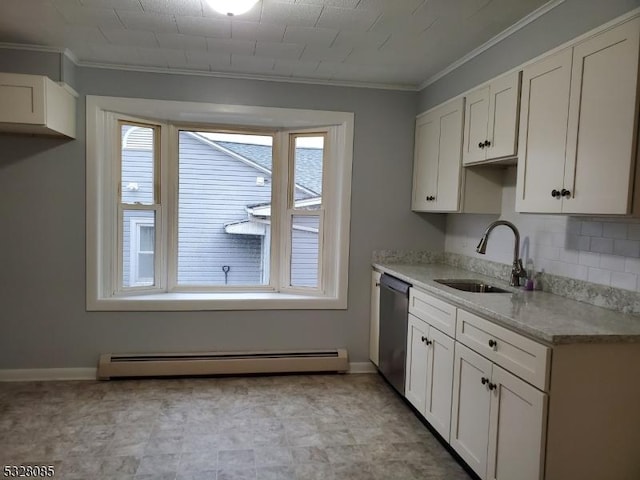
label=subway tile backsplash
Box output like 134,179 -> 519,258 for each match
444,168 -> 640,293
446,214 -> 640,292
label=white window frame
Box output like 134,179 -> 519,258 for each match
86,95 -> 353,311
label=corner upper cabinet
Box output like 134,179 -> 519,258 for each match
516,18 -> 640,215
463,71 -> 521,165
412,98 -> 502,213
0,72 -> 76,138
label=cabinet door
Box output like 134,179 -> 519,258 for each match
563,18 -> 640,215
463,86 -> 490,165
0,73 -> 46,125
369,271 -> 381,366
450,342 -> 493,479
412,112 -> 440,211
405,314 -> 429,413
434,98 -> 464,211
487,365 -> 547,480
515,48 -> 572,213
424,326 -> 455,442
486,72 -> 520,160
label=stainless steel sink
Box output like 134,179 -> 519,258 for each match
434,279 -> 511,293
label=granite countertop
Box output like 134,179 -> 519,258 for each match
373,262 -> 640,345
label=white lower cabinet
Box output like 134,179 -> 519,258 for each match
450,342 -> 547,480
406,314 -> 429,410
405,313 -> 455,441
487,364 -> 547,480
399,285 -> 640,480
450,342 -> 493,476
369,270 -> 381,366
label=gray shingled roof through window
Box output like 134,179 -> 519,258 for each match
215,141 -> 323,196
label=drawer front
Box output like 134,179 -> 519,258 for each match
456,309 -> 550,391
409,288 -> 457,337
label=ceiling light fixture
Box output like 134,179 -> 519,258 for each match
207,0 -> 260,16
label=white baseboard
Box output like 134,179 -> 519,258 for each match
0,363 -> 377,381
0,368 -> 97,382
348,362 -> 378,374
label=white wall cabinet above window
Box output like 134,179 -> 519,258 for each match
412,97 -> 503,214
463,71 -> 521,166
516,18 -> 640,215
0,72 -> 76,138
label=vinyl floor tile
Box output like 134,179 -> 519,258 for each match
0,374 -> 473,480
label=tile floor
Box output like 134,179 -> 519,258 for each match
0,374 -> 473,480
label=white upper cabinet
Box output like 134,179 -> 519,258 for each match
0,72 -> 76,138
516,48 -> 573,213
463,71 -> 521,165
412,97 -> 464,212
464,86 -> 490,164
412,97 -> 503,213
516,18 -> 640,215
564,18 -> 640,214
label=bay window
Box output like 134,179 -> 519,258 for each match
86,96 -> 353,311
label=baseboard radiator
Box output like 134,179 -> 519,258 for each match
97,349 -> 348,380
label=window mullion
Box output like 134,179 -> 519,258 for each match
271,131 -> 290,293
163,124 -> 176,293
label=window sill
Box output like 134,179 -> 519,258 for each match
87,292 -> 347,311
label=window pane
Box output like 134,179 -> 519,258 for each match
177,131 -> 273,286
290,215 -> 320,288
121,124 -> 155,205
293,136 -> 323,208
139,225 -> 154,252
122,210 -> 155,288
138,253 -> 154,279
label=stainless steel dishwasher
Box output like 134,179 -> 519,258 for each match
378,273 -> 411,395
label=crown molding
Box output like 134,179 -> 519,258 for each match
0,42 -> 67,55
418,0 -> 566,91
0,42 -> 418,91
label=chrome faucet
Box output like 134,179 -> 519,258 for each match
476,220 -> 527,287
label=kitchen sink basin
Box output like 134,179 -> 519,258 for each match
434,279 -> 511,293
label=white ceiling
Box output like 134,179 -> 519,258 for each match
0,0 -> 553,89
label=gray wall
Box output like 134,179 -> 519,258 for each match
0,49 -> 62,82
0,55 -> 445,369
418,0 -> 640,111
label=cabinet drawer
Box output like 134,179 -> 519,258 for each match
409,288 -> 457,337
456,309 -> 550,391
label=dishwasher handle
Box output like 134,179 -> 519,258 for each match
380,273 -> 411,296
